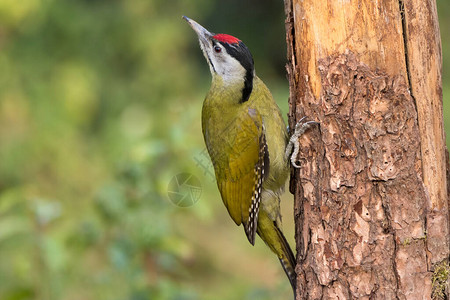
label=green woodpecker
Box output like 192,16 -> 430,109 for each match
184,16 -> 315,292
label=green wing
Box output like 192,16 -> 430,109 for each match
205,107 -> 267,245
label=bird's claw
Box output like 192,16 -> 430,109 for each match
285,117 -> 318,168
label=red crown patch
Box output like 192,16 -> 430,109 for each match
213,34 -> 240,44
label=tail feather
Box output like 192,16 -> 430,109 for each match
255,209 -> 297,294
274,222 -> 297,292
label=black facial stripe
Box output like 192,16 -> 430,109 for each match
220,41 -> 254,103
242,68 -> 253,103
207,54 -> 216,73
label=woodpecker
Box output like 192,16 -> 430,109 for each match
184,16 -> 315,293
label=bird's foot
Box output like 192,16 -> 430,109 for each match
285,117 -> 319,168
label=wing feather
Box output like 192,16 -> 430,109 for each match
206,107 -> 268,245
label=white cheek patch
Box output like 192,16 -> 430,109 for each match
199,43 -> 217,75
212,54 -> 246,86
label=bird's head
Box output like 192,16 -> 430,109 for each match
183,16 -> 254,98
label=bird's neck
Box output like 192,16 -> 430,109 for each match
209,73 -> 254,105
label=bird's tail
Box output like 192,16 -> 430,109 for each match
274,224 -> 297,291
256,210 -> 297,293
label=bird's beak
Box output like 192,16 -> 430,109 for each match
183,16 -> 214,44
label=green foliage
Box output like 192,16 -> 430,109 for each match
432,260 -> 449,299
438,0 -> 450,143
0,1 -> 292,299
0,0 -> 448,299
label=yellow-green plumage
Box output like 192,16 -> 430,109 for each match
203,76 -> 296,289
183,16 -> 296,292
202,76 -> 288,225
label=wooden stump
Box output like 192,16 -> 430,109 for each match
284,0 -> 449,298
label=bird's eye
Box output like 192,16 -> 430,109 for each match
214,46 -> 222,53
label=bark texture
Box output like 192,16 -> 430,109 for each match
284,0 -> 449,299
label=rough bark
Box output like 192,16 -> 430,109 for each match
284,0 -> 449,299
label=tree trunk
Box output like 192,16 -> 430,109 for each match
284,0 -> 449,299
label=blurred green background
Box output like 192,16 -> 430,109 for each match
0,1 -> 448,300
